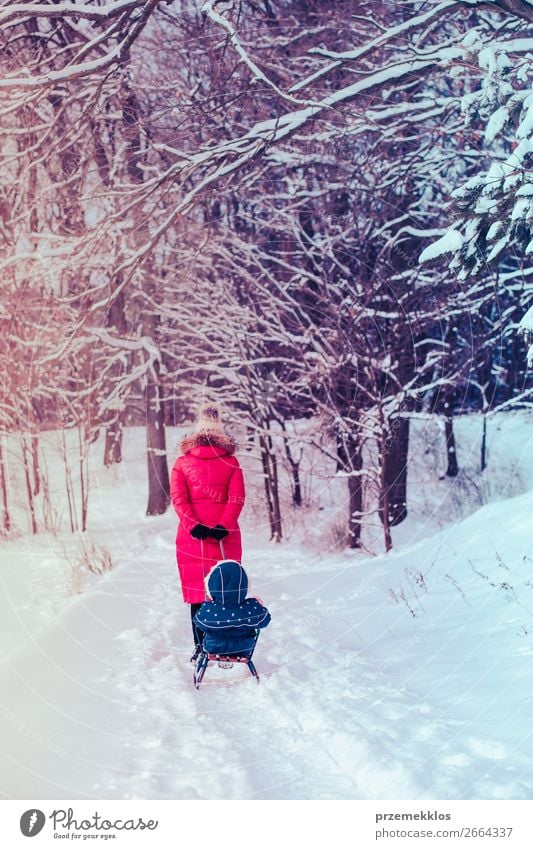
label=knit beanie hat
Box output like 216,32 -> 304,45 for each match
179,401 -> 236,455
194,402 -> 225,437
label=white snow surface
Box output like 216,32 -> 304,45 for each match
1,414 -> 532,800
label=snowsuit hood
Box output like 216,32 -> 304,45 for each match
194,561 -> 271,654
207,560 -> 248,606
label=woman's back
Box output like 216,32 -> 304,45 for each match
170,405 -> 245,605
177,442 -> 240,520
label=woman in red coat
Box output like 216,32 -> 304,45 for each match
170,404 -> 245,656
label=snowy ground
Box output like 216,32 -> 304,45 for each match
0,413 -> 532,799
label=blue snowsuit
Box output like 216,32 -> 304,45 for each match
193,560 -> 271,655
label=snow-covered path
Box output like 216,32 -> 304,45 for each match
2,484 -> 532,800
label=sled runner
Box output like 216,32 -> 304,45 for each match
193,629 -> 261,689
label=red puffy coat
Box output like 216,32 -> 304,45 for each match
170,432 -> 245,604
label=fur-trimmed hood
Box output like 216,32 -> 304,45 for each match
179,431 -> 236,456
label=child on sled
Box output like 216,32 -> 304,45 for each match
194,559 -> 271,654
192,559 -> 271,686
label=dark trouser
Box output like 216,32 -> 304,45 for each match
190,603 -> 205,647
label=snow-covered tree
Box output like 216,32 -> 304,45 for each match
2,0 -> 531,542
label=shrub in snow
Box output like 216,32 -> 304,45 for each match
67,537 -> 114,592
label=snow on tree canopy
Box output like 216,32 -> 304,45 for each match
419,230 -> 463,263
485,106 -> 509,144
520,305 -> 533,334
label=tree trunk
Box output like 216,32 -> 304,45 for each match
259,432 -> 282,542
259,439 -> 274,532
79,427 -> 89,532
61,430 -> 78,533
336,429 -> 363,548
270,449 -> 282,542
347,462 -> 363,549
281,421 -> 302,507
0,440 -> 10,533
480,414 -> 487,472
380,482 -> 393,553
20,437 -> 38,535
290,461 -> 302,508
103,289 -> 127,467
379,417 -> 409,529
444,415 -> 459,477
246,426 -> 255,451
104,422 -> 123,466
145,359 -> 170,516
31,435 -> 40,495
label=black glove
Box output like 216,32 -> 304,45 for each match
209,524 -> 229,541
190,524 -> 210,540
